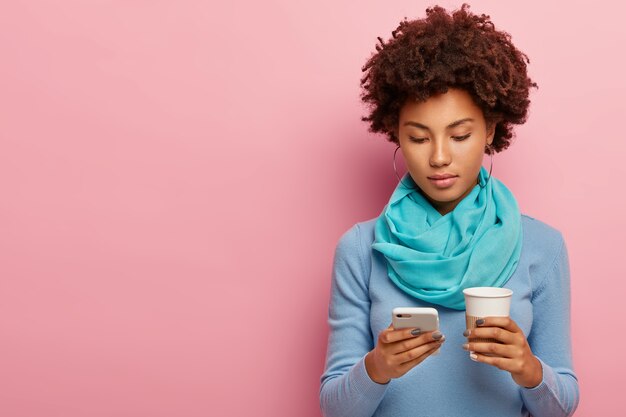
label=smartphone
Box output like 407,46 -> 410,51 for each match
392,307 -> 440,355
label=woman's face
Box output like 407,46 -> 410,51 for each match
397,88 -> 494,215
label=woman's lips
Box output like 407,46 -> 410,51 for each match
428,175 -> 458,188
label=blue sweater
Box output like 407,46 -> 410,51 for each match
320,215 -> 579,417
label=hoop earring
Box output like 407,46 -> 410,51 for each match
393,146 -> 416,189
393,146 -> 402,182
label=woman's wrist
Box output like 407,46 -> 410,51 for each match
514,355 -> 543,388
365,351 -> 391,385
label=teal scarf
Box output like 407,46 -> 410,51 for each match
372,167 -> 523,310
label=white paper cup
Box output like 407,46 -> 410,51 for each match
463,287 -> 513,357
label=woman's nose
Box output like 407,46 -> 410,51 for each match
429,140 -> 451,167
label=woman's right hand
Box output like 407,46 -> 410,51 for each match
364,324 -> 445,384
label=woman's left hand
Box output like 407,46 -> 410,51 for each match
463,317 -> 543,388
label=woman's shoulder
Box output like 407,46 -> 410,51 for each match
519,215 -> 568,288
332,219 -> 379,279
336,218 -> 378,247
519,215 -> 570,295
520,214 -> 566,254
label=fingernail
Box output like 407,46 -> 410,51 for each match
432,331 -> 443,340
475,319 -> 485,326
462,343 -> 469,350
439,335 -> 446,342
470,353 -> 478,361
410,328 -> 421,336
463,329 -> 470,337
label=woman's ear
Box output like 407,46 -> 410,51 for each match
486,122 -> 496,146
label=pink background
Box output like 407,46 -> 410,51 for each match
0,1 -> 623,416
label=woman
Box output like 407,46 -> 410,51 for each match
319,5 -> 579,417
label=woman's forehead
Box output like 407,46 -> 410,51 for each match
399,89 -> 485,127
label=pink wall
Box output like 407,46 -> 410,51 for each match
0,1 -> 623,416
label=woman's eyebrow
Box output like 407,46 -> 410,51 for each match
447,118 -> 474,128
403,118 -> 474,130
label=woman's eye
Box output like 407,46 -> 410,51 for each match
409,136 -> 428,143
452,133 -> 471,141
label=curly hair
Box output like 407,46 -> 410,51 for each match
360,4 -> 537,154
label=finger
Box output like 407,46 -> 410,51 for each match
465,326 -> 516,345
477,316 -> 521,333
380,325 -> 425,344
388,331 -> 440,355
465,342 -> 518,358
396,338 -> 445,365
398,344 -> 442,374
470,352 -> 516,372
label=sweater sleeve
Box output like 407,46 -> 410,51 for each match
319,224 -> 388,417
520,236 -> 580,417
